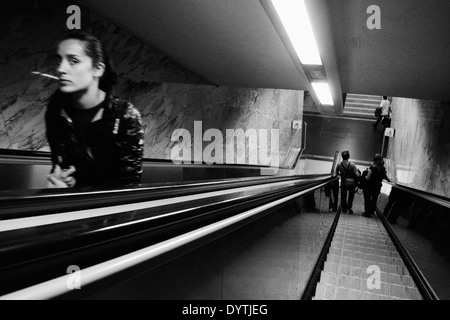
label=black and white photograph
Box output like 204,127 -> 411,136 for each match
1,0 -> 449,308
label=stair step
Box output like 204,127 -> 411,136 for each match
338,218 -> 385,224
323,262 -> 416,287
335,230 -> 392,244
339,113 -> 376,119
332,238 -> 396,251
314,283 -> 410,300
327,248 -> 404,265
344,108 -> 377,115
336,220 -> 387,228
335,228 -> 389,238
345,101 -> 380,108
346,94 -> 382,101
337,215 -> 383,224
331,239 -> 396,251
333,231 -> 391,242
326,254 -> 410,275
346,95 -> 381,101
335,226 -> 389,237
344,106 -> 379,111
334,232 -> 390,243
346,102 -> 381,106
333,235 -> 392,247
314,283 -> 336,300
319,272 -> 421,300
330,243 -> 401,259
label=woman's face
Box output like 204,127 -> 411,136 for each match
56,39 -> 103,93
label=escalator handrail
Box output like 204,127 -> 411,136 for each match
0,175 -> 330,232
389,183 -> 450,209
0,147 -> 284,170
301,177 -> 340,300
0,179 -> 331,300
376,207 -> 439,300
0,174 -> 331,222
0,178 -> 333,296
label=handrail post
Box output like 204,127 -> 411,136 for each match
303,122 -> 307,150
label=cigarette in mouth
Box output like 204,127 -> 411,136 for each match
31,71 -> 59,80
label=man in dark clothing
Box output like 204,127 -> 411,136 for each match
336,150 -> 360,214
325,179 -> 339,212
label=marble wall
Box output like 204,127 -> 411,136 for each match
0,0 -> 304,167
386,98 -> 450,198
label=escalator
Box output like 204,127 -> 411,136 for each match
0,173 -> 333,300
306,183 -> 447,300
0,151 -> 445,300
314,200 -> 421,300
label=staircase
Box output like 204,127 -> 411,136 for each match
313,211 -> 422,300
343,94 -> 382,118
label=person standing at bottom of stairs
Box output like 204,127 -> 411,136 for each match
336,150 -> 360,214
363,154 -> 391,217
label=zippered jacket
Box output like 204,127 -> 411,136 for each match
45,91 -> 144,189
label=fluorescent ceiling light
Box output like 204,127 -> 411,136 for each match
271,0 -> 322,65
312,82 -> 334,105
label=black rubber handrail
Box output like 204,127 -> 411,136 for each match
376,206 -> 439,300
0,177 -> 331,297
0,179 -> 332,267
0,148 -> 286,169
0,174 -> 331,219
391,183 -> 450,209
300,151 -> 341,299
300,178 -> 341,300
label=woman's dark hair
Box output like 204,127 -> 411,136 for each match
373,154 -> 383,162
57,30 -> 117,94
383,96 -> 388,100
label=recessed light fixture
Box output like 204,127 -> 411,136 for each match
270,0 -> 322,65
311,82 -> 334,106
308,70 -> 325,79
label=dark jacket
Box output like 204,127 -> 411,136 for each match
366,164 -> 389,191
45,91 -> 144,189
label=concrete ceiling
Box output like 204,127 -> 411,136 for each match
77,0 -> 450,112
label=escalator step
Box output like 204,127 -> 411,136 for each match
329,246 -> 401,260
323,262 -> 416,287
330,242 -> 400,258
327,249 -> 405,265
319,271 -> 421,299
332,237 -> 396,251
326,253 -> 411,276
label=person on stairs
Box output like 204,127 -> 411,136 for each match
324,178 -> 339,212
363,154 -> 391,217
373,96 -> 391,129
336,150 -> 360,214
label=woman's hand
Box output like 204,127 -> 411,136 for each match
46,165 -> 77,188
